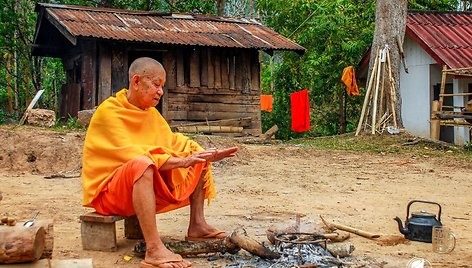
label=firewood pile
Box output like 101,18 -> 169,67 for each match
356,44 -> 400,136
134,215 -> 385,267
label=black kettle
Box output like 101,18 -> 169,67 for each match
394,200 -> 442,243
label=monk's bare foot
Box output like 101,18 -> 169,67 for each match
144,242 -> 191,268
187,222 -> 227,239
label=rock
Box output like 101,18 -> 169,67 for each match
27,109 -> 56,128
77,109 -> 96,127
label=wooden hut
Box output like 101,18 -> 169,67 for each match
32,3 -> 305,135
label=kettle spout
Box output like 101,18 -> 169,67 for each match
394,216 -> 409,236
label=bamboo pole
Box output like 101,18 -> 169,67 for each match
386,48 -> 398,128
371,47 -> 384,134
355,47 -> 380,136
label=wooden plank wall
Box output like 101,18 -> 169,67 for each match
80,40 -> 97,110
111,46 -> 129,94
167,47 -> 261,135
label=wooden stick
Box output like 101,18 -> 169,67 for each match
397,35 -> 409,73
356,46 -> 380,136
320,215 -> 380,239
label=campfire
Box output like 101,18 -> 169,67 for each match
133,215 -> 387,267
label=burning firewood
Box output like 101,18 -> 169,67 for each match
135,227 -> 280,260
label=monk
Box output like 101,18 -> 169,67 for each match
81,57 -> 238,268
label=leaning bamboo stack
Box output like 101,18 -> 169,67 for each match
356,45 -> 398,136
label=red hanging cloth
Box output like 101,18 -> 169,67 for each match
290,89 -> 310,133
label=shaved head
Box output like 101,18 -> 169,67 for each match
128,57 -> 165,82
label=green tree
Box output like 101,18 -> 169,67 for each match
258,0 -> 375,139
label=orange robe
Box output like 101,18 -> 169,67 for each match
81,89 -> 216,213
341,66 -> 359,96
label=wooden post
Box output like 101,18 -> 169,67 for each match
124,215 -> 143,240
250,50 -> 260,92
229,54 -> 235,90
438,65 -> 448,111
431,100 -> 440,140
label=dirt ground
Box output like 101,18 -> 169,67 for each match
0,126 -> 471,267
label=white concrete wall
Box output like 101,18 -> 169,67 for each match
400,35 -> 436,138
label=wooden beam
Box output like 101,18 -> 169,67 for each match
45,11 -> 77,45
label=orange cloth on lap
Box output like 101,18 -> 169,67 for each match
82,88 -> 216,215
91,156 -> 207,216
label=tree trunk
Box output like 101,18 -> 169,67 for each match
216,0 -> 226,16
6,55 -> 13,114
369,0 -> 407,128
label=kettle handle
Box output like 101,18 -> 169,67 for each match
406,200 -> 442,223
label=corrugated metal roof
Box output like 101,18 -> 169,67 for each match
407,10 -> 472,69
36,3 -> 305,52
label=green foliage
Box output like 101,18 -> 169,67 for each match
408,0 -> 458,10
258,0 -> 375,139
54,115 -> 84,130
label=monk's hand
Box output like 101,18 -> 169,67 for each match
205,147 -> 238,162
182,150 -> 215,167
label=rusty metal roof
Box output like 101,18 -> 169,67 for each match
407,10 -> 472,69
35,3 -> 305,53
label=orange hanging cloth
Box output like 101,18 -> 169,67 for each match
260,95 -> 273,112
290,89 -> 310,133
341,66 -> 359,96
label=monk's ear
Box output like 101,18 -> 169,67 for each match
131,74 -> 140,89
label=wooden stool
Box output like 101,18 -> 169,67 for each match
80,212 -> 143,251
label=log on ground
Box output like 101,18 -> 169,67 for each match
0,225 -> 45,263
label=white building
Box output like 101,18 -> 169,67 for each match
399,11 -> 471,145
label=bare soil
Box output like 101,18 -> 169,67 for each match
0,126 -> 471,267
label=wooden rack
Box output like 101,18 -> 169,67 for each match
431,66 -> 472,140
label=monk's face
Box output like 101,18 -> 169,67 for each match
133,68 -> 166,109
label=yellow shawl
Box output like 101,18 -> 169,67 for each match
81,89 -> 215,207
